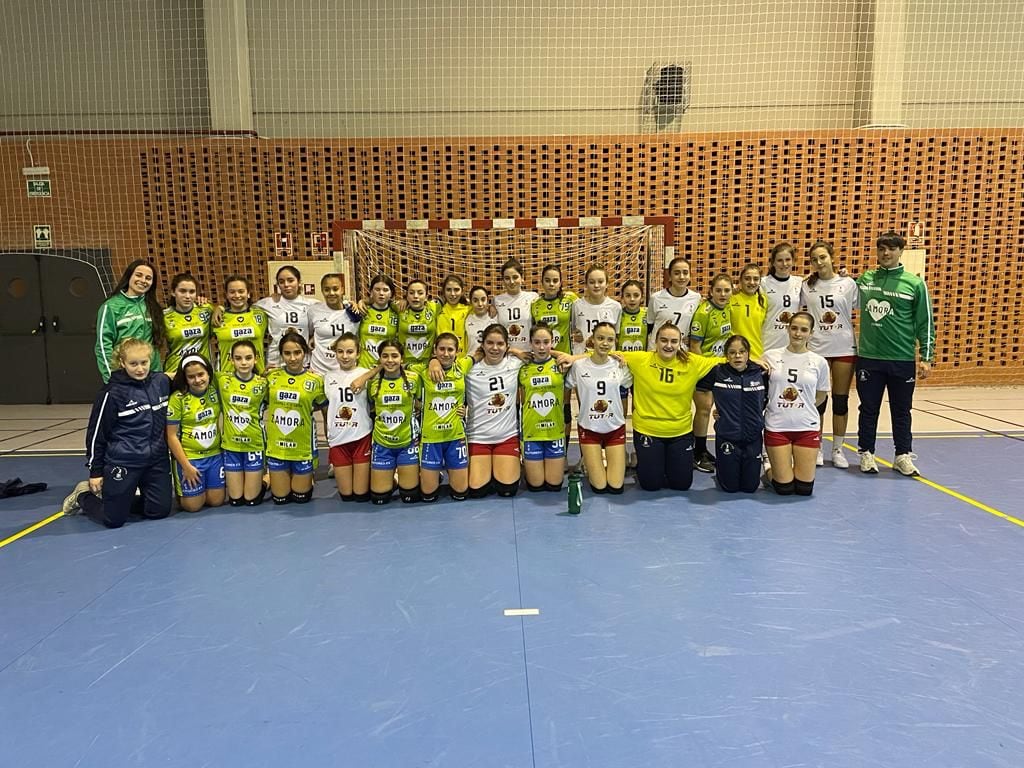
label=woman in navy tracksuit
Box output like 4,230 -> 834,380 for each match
699,334 -> 768,493
66,338 -> 173,528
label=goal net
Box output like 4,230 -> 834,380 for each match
334,217 -> 673,302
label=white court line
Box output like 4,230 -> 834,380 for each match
504,608 -> 540,617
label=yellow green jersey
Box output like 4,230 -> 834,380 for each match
368,370 -> 421,448
689,300 -> 733,356
410,358 -> 472,443
728,292 -> 768,358
518,358 -> 565,441
265,368 -> 326,462
621,351 -> 723,437
163,304 -> 213,375
214,306 -> 269,373
167,387 -> 222,460
617,307 -> 648,352
216,371 -> 268,453
358,305 -> 400,367
530,291 -> 577,353
398,302 -> 439,365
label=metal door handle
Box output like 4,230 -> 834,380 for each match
51,315 -> 60,332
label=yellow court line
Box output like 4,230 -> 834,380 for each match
839,441 -> 1024,529
0,511 -> 65,550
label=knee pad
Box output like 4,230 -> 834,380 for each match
495,480 -> 519,497
526,482 -> 546,493
772,479 -> 795,496
371,490 -> 392,505
399,486 -> 420,504
544,482 -> 563,493
420,490 -> 439,504
338,492 -> 354,502
352,492 -> 371,503
272,494 -> 291,505
606,484 -> 624,495
448,486 -> 468,502
468,484 -> 491,499
589,483 -> 608,494
816,396 -> 829,417
794,479 -> 814,496
290,490 -> 312,504
229,496 -> 245,507
832,394 -> 849,416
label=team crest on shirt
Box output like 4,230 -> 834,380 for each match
111,466 -> 126,481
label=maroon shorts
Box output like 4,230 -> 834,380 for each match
764,430 -> 821,449
827,355 -> 857,364
328,433 -> 372,467
469,435 -> 521,457
578,424 -> 627,448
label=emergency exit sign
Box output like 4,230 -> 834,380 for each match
27,179 -> 52,198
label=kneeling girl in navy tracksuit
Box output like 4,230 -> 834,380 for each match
66,337 -> 173,528
699,334 -> 768,493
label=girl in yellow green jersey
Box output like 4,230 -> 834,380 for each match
216,339 -> 269,506
167,353 -> 224,513
163,273 -> 213,376
265,332 -> 327,505
519,324 -> 567,492
398,279 -> 438,365
436,274 -> 472,353
357,275 -> 400,368
690,273 -> 735,473
213,274 -> 269,373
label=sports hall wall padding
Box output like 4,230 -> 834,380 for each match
1,130 -> 1021,385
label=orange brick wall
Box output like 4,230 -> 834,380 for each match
2,131 -> 1021,384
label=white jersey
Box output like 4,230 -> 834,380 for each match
800,276 -> 859,358
494,291 -> 538,350
464,312 -> 492,357
565,357 -> 633,433
763,347 -> 831,433
323,367 -> 372,446
256,295 -> 316,367
571,297 -> 622,354
308,303 -> 361,375
466,356 -> 523,443
646,289 -> 701,350
761,275 -> 803,351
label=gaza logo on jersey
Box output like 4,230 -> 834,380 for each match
273,408 -> 302,435
529,393 -> 557,416
866,299 -> 893,323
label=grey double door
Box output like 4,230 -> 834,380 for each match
1,252 -> 105,403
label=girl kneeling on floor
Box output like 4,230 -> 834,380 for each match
167,354 -> 225,512
64,338 -> 172,528
217,340 -> 269,506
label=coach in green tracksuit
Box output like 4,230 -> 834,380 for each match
855,231 -> 935,477
95,260 -> 164,382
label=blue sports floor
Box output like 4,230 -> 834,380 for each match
1,388 -> 1022,768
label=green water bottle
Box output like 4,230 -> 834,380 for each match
567,471 -> 583,515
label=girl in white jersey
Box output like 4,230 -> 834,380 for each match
762,312 -> 831,496
493,259 -> 538,351
565,322 -> 632,494
646,256 -> 701,351
464,286 -> 493,358
465,323 -> 524,497
801,241 -> 859,469
760,242 -> 803,352
323,333 -> 373,502
571,264 -> 622,355
308,273 -> 360,375
256,265 -> 316,368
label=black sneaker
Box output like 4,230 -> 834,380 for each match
694,452 -> 716,473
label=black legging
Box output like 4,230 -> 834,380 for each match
633,431 -> 694,491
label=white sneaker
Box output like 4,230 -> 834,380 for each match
831,448 -> 849,468
816,448 -> 824,466
61,480 -> 93,515
858,451 -> 879,474
893,453 -> 920,477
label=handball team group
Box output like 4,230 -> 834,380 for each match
65,231 -> 934,528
